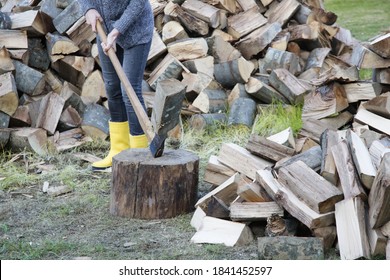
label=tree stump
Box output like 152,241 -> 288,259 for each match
111,148 -> 199,219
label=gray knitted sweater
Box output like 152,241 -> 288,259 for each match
77,0 -> 154,48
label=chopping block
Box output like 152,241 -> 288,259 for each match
110,148 -> 199,219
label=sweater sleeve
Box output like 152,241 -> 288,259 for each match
112,0 -> 148,34
77,0 -> 97,15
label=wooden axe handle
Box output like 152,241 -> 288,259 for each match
96,20 -> 154,142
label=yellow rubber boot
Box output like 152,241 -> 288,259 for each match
129,134 -> 148,148
92,121 -> 130,171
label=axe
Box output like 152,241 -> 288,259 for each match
96,20 -> 185,157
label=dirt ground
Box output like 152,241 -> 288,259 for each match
0,150 -> 264,260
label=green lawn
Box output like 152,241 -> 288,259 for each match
325,0 -> 390,41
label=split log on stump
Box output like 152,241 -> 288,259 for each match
0,72 -> 18,116
368,152 -> 390,229
227,97 -> 256,128
258,237 -> 324,260
8,127 -> 48,155
214,56 -> 254,89
111,148 -> 199,219
13,60 -> 46,96
335,197 -> 371,260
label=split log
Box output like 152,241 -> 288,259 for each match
344,82 -> 380,103
191,88 -> 227,113
313,226 -> 337,251
162,20 -> 188,45
346,129 -> 376,190
111,148 -> 199,219
335,197 -> 371,260
80,70 -> 105,104
237,181 -> 272,202
218,142 -> 273,180
66,16 -> 96,46
235,22 -> 282,60
49,127 -> 92,152
246,133 -> 295,162
167,37 -> 208,61
295,136 -> 319,153
51,55 -> 95,88
13,60 -> 46,96
237,0 -> 263,11
147,53 -> 189,90
304,47 -> 331,70
227,6 -> 267,40
369,138 -> 390,171
195,172 -> 242,216
274,145 -> 322,172
190,207 -> 206,231
373,68 -> 390,85
269,68 -> 312,105
181,71 -> 214,101
230,202 -> 284,222
0,111 -> 10,128
45,32 -> 79,59
331,140 -> 367,200
40,0 -> 63,20
302,82 -> 348,120
0,72 -> 18,116
203,155 -> 236,186
299,118 -> 330,143
182,56 -> 214,78
52,0 -> 83,34
168,3 -> 209,36
58,105 -> 82,131
245,76 -> 288,104
355,105 -> 390,136
349,44 -> 390,69
369,33 -> 390,58
278,160 -> 343,214
147,29 -> 167,64
368,153 -> 390,229
181,0 -> 223,29
318,111 -> 353,130
60,81 -> 85,115
227,97 -> 256,128
10,105 -> 30,127
367,226 -> 387,257
214,56 -> 254,88
267,0 -> 301,26
8,127 -> 48,155
260,48 -> 301,76
8,49 -> 30,65
80,103 -> 110,140
27,38 -> 51,71
45,69 -> 63,94
267,126 -> 295,148
320,129 -> 340,185
10,10 -> 52,36
0,128 -> 10,148
35,92 -> 65,135
207,34 -> 241,64
191,216 -> 254,247
364,92 -> 390,119
0,46 -> 14,74
228,83 -> 251,106
189,113 -> 227,130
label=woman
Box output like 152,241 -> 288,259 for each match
77,0 -> 154,171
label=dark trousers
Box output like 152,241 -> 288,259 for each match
97,38 -> 151,136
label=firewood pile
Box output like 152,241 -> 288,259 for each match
1,0 -> 390,259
